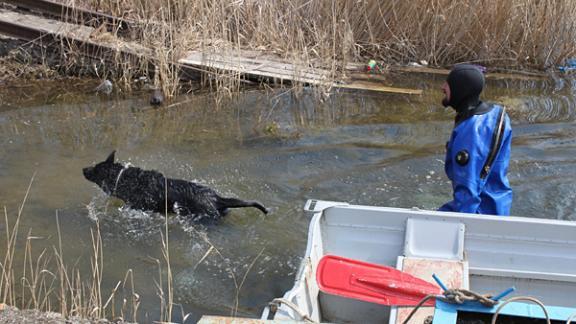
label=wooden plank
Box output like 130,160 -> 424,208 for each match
191,61 -> 330,83
2,0 -> 134,31
395,257 -> 467,324
346,62 -> 549,81
335,81 -> 423,95
187,50 -> 316,69
180,56 -> 331,84
182,51 -> 331,80
348,73 -> 388,83
0,8 -> 94,40
180,51 -> 423,95
393,66 -> 548,81
0,8 -> 150,57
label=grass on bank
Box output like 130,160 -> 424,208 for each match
1,176 -> 150,322
1,176 -> 268,322
11,0 -> 574,99
87,1 -> 576,78
83,0 -> 576,67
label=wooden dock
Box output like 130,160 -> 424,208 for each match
180,50 -> 423,95
0,5 -> 150,63
2,0 -> 134,31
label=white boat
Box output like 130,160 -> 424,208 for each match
261,200 -> 576,323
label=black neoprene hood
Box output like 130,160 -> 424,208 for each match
444,64 -> 485,113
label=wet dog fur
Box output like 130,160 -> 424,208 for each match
82,151 -> 268,222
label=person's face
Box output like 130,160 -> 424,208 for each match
441,81 -> 451,107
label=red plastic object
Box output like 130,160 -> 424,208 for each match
316,255 -> 442,306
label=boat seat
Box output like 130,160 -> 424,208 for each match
391,218 -> 469,324
403,218 -> 465,261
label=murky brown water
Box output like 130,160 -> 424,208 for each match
0,73 -> 575,322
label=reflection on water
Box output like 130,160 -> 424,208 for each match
0,73 -> 575,322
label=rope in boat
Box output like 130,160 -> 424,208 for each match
491,296 -> 550,324
443,288 -> 498,307
401,288 -> 497,324
400,294 -> 436,324
566,312 -> 576,324
268,298 -> 316,323
402,291 -> 553,324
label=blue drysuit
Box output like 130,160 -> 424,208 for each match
439,104 -> 513,215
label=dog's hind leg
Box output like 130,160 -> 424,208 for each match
217,197 -> 269,214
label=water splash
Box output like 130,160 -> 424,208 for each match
86,193 -> 166,240
112,163 -> 130,194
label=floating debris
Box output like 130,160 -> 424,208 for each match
149,88 -> 164,106
558,58 -> 576,72
94,79 -> 113,95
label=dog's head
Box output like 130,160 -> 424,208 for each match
83,151 -> 122,194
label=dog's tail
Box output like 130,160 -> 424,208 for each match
219,197 -> 269,214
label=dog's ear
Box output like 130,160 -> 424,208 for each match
105,150 -> 116,164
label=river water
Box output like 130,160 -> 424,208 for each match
0,72 -> 575,322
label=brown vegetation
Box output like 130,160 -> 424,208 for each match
81,0 -> 575,69
4,0 -> 575,97
0,178 -> 147,323
1,177 -> 267,322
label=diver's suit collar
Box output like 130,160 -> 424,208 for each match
455,101 -> 492,125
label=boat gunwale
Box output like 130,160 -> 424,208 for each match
266,200 -> 576,322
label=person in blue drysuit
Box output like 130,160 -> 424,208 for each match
438,64 -> 513,215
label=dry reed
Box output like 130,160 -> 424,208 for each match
0,178 -> 142,322
0,149 -> 273,323
0,168 -> 263,323
45,0 -> 576,98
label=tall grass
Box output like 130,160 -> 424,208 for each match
47,0 -> 576,97
0,176 -> 265,322
84,0 -> 576,68
0,177 -> 142,322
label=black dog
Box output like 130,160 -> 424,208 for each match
83,151 -> 268,222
